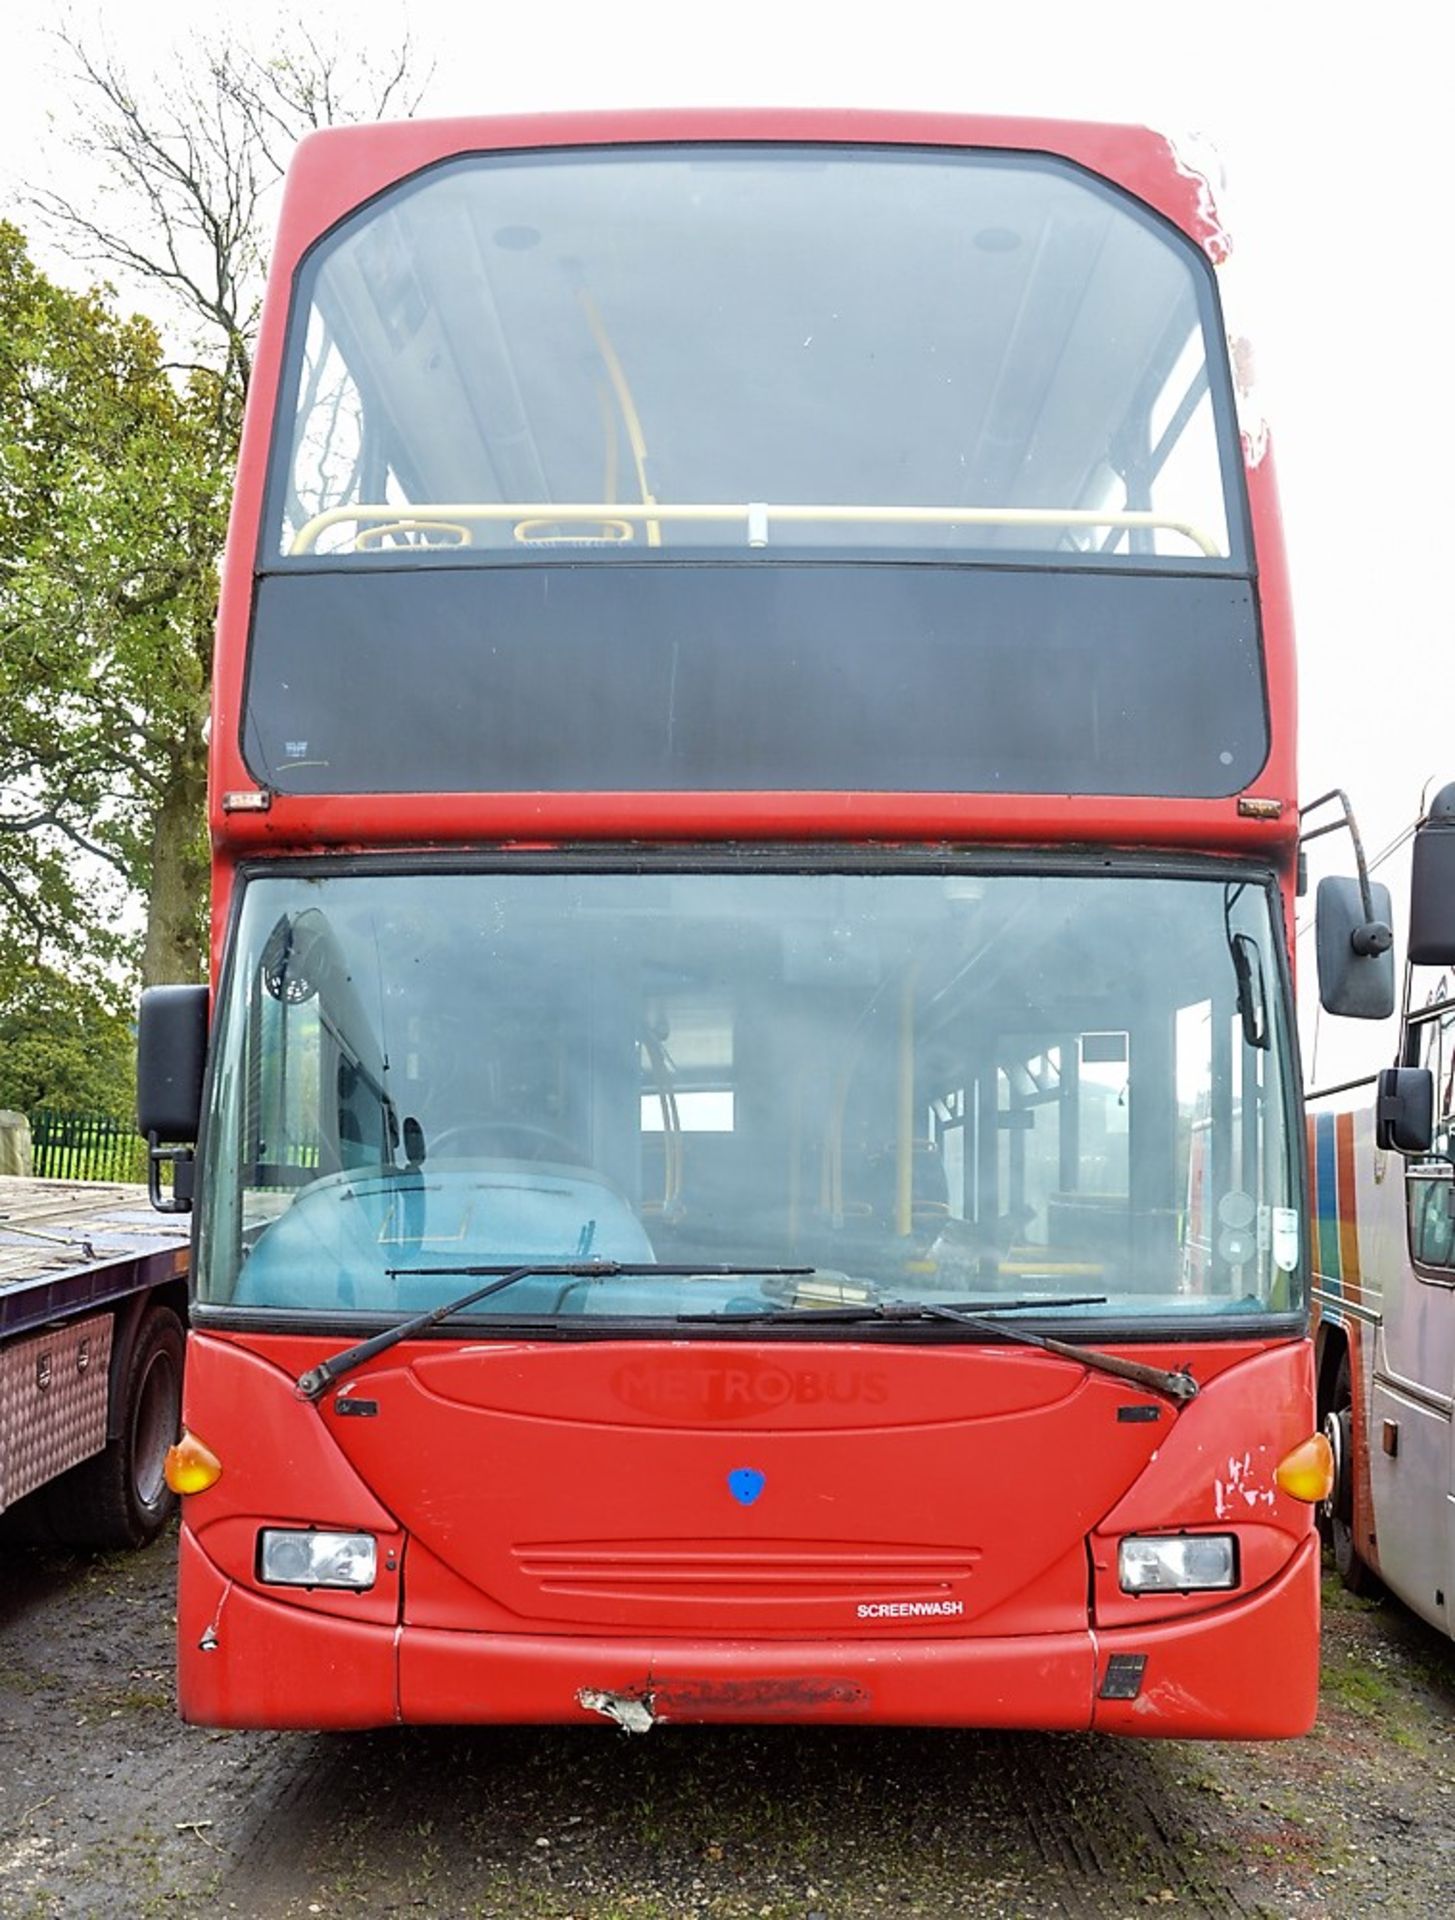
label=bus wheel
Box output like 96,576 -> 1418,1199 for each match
1321,1351 -> 1379,1597
42,1305 -> 186,1552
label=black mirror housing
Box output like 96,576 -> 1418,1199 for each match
1315,876 -> 1396,1019
1375,1066 -> 1435,1155
137,984 -> 210,1142
1409,782 -> 1455,966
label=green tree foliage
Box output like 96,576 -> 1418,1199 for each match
0,966 -> 136,1117
5,27 -> 427,996
0,221 -> 225,999
0,28 -> 426,1121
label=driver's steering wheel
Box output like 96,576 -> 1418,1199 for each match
427,1121 -> 584,1165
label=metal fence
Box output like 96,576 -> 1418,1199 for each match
29,1111 -> 148,1184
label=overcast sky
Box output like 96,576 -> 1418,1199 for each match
1,1 -> 1448,1079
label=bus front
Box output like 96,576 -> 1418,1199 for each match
167,115 -> 1325,1736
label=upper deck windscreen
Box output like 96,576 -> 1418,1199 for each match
246,143 -> 1265,800
272,146 -> 1239,568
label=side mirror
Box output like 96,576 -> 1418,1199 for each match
1315,876 -> 1395,1019
1376,1066 -> 1434,1155
1409,781 -> 1455,966
137,984 -> 209,1213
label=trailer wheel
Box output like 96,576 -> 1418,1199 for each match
1321,1350 -> 1380,1597
41,1305 -> 185,1552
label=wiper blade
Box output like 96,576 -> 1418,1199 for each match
380,1262 -> 812,1281
296,1262 -> 812,1401
673,1294 -> 1111,1324
876,1299 -> 1198,1405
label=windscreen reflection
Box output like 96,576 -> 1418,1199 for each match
198,868 -> 1300,1323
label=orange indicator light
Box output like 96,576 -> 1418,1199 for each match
1274,1433 -> 1334,1503
165,1430 -> 223,1495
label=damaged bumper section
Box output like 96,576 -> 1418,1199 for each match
400,1626 -> 1095,1728
177,1526 -> 1318,1737
579,1675 -> 871,1732
578,1687 -> 659,1732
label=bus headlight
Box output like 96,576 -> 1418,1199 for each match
257,1528 -> 377,1590
1118,1534 -> 1238,1594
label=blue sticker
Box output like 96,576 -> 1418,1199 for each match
728,1467 -> 766,1506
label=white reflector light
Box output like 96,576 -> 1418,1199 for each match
258,1529 -> 377,1590
1118,1534 -> 1237,1594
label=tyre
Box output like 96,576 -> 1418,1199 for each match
39,1305 -> 185,1552
1321,1349 -> 1380,1597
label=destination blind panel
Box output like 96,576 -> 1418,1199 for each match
243,564 -> 1267,798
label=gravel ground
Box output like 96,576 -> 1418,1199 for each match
1,1534 -> 1452,1919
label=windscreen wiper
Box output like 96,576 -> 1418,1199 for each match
295,1262 -> 813,1402
877,1298 -> 1198,1404
677,1294 -> 1195,1403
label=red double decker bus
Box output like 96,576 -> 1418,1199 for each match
140,111 -> 1388,1736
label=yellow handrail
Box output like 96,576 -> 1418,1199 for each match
289,498 -> 1221,558
576,291 -> 661,547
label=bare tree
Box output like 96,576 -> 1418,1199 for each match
35,18 -> 429,410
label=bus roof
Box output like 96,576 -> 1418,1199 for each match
272,110 -> 1227,272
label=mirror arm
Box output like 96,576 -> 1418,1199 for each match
147,1133 -> 195,1214
1300,788 -> 1392,953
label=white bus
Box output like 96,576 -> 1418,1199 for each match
1311,784 -> 1455,1637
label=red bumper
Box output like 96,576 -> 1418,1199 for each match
176,1526 -> 1318,1737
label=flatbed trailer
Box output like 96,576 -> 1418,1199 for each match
1,1176 -> 188,1549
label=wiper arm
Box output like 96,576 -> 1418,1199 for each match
667,1293 -> 1194,1405
876,1299 -> 1198,1405
295,1262 -> 812,1402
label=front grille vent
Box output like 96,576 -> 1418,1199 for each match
514,1539 -> 980,1606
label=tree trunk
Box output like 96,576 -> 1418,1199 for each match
140,726 -> 209,988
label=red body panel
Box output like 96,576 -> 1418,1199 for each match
1091,1340 -> 1313,1627
177,1332 -> 1318,1732
1093,1538 -> 1320,1740
327,1345 -> 1163,1638
178,1526 -> 397,1730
